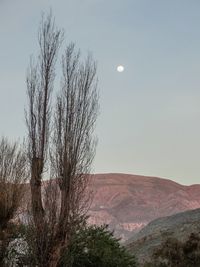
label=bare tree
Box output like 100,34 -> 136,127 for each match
25,12 -> 63,230
25,12 -> 63,266
0,137 -> 27,231
0,137 -> 27,265
25,12 -> 98,267
49,43 -> 98,266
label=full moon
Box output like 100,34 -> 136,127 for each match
117,65 -> 124,72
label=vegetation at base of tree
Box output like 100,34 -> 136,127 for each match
60,224 -> 137,267
1,223 -> 137,267
143,232 -> 200,267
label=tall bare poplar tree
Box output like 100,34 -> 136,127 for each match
25,13 -> 63,266
25,13 -> 98,267
49,43 -> 98,266
26,12 -> 62,229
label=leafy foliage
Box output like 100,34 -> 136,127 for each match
1,223 -> 137,267
60,224 -> 137,267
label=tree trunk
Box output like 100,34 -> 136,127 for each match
30,157 -> 44,229
48,243 -> 63,267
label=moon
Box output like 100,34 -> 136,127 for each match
117,65 -> 124,72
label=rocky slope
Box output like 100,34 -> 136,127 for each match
125,208 -> 200,265
87,173 -> 200,240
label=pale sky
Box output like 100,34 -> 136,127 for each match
0,0 -> 200,185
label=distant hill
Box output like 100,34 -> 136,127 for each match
88,173 -> 200,240
23,173 -> 200,241
125,208 -> 200,265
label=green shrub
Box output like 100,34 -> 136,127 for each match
1,223 -> 137,267
60,224 -> 137,267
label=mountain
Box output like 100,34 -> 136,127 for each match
125,208 -> 200,265
87,173 -> 200,241
22,173 -> 200,241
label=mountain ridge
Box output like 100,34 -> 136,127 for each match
23,173 -> 200,241
87,173 -> 200,240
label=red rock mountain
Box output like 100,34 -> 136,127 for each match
87,173 -> 200,241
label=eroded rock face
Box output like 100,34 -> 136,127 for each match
87,173 -> 200,241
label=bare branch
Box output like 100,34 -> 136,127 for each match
25,11 -> 63,232
0,137 -> 27,230
25,14 -> 98,267
51,43 -> 99,240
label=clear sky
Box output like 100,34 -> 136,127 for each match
0,0 -> 200,185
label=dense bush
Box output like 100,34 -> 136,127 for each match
60,224 -> 137,267
1,224 -> 137,267
143,233 -> 200,267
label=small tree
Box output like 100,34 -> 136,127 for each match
25,12 -> 98,267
